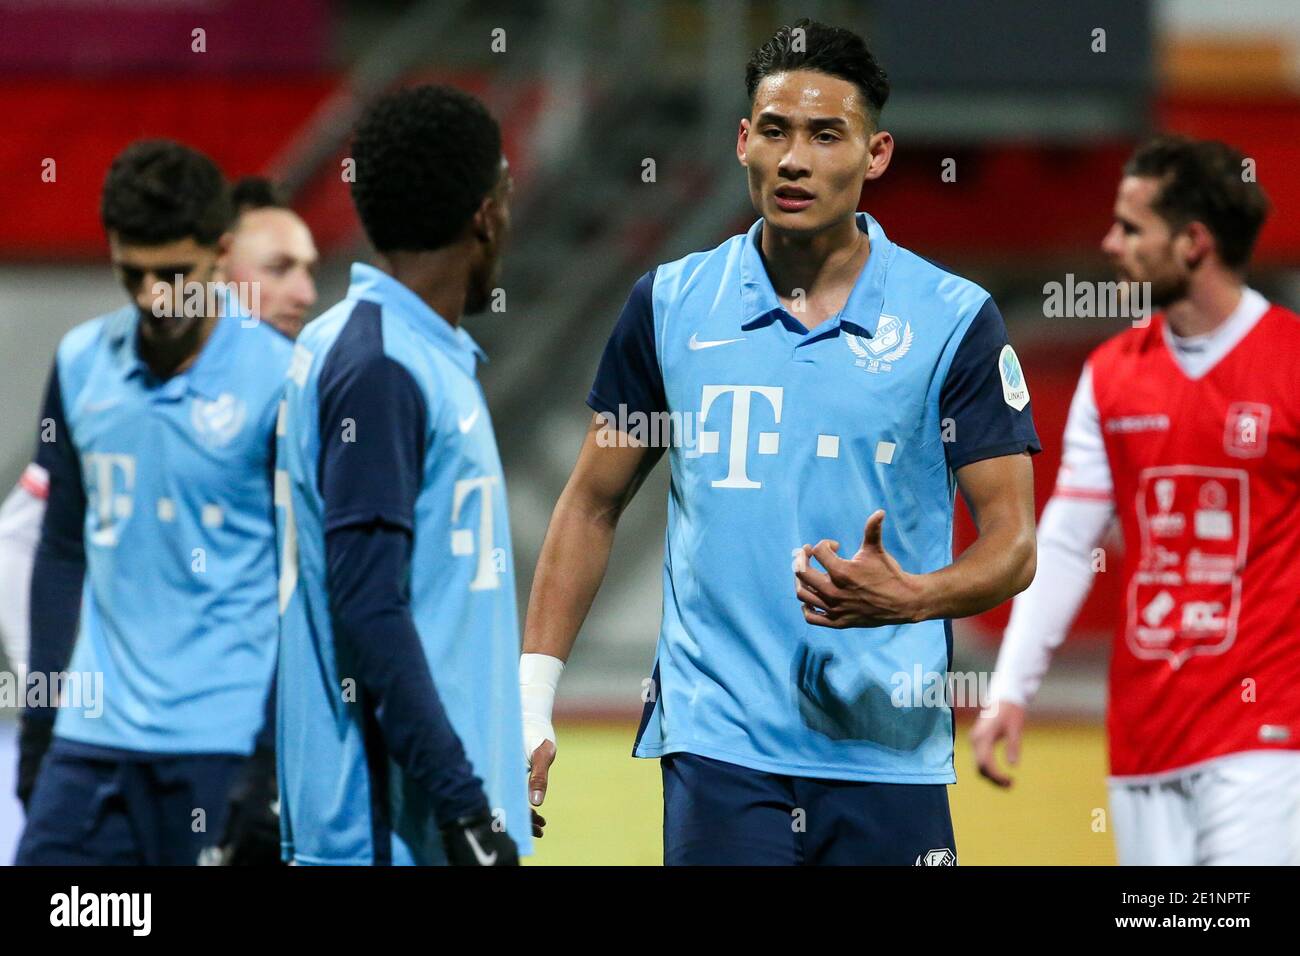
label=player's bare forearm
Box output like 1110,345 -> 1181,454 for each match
522,415 -> 663,659
913,453 -> 1037,620
523,487 -> 618,660
796,453 -> 1036,629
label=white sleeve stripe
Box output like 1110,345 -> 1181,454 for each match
1054,362 -> 1113,496
1054,486 -> 1113,501
989,493 -> 1115,707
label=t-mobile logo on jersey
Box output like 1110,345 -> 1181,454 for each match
697,385 -> 783,489
451,476 -> 501,590
82,453 -> 136,547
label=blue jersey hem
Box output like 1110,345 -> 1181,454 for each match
53,725 -> 257,758
287,847 -> 534,866
288,853 -> 374,866
634,740 -> 957,784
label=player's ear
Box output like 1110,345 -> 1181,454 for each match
215,230 -> 234,267
471,195 -> 497,247
472,157 -> 511,247
863,129 -> 893,183
1183,221 -> 1214,269
737,118 -> 751,167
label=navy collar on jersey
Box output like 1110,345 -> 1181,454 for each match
347,262 -> 487,375
739,211 -> 894,343
105,298 -> 244,402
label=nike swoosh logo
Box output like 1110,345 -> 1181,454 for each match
458,408 -> 480,433
688,333 -> 745,350
464,828 -> 498,866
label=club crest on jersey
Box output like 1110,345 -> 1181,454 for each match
846,313 -> 912,373
1223,401 -> 1270,458
191,393 -> 247,447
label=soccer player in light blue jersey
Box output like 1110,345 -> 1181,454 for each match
521,20 -> 1041,864
16,141 -> 293,865
275,85 -> 529,866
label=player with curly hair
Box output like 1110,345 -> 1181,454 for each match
274,84 -> 528,866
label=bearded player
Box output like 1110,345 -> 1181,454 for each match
15,141 -> 293,865
5,173 -> 315,865
975,135 -> 1300,865
1,174 -> 316,691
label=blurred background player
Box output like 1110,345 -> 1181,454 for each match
3,170 -> 317,865
210,174 -> 319,865
0,174 -> 317,709
519,20 -> 1039,865
219,175 -> 319,339
15,140 -> 292,865
275,84 -> 529,866
974,135 -> 1300,865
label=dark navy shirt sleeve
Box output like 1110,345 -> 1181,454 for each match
317,326 -> 425,534
587,269 -> 667,418
326,523 -> 487,824
27,361 -> 87,720
939,297 -> 1042,472
315,308 -> 487,823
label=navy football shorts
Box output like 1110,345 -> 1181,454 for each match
661,751 -> 956,865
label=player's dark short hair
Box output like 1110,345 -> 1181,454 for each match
1124,135 -> 1270,271
231,175 -> 286,215
350,84 -> 502,253
100,139 -> 232,247
746,19 -> 890,129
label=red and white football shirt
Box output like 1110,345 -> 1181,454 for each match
1067,289 -> 1300,776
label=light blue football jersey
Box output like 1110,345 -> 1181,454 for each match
50,306 -> 291,753
590,213 -> 1040,782
276,263 -> 531,865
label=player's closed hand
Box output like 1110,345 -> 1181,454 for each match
441,811 -> 521,866
970,699 -> 1025,788
795,510 -> 926,628
215,746 -> 283,865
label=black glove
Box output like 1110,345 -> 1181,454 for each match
440,810 -> 519,866
16,716 -> 54,809
216,746 -> 283,866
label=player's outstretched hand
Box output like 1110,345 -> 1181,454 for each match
441,811 -> 520,866
795,510 -> 926,628
970,699 -> 1025,788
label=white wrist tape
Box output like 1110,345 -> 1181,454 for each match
519,653 -> 564,767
